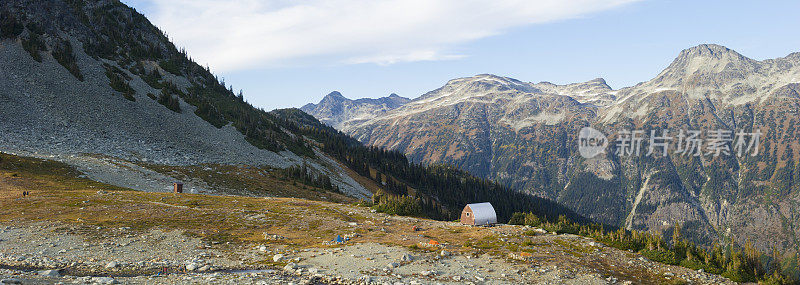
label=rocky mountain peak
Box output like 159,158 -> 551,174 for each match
300,91 -> 411,131
426,74 -> 538,99
586,77 -> 609,87
364,93 -> 410,106
443,74 -> 520,86
570,78 -> 612,91
321,91 -> 347,102
679,44 -> 742,59
663,44 -> 758,73
647,44 -> 761,89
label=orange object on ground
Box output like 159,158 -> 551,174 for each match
428,240 -> 440,245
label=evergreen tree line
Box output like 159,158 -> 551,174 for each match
51,39 -> 84,81
370,190 -> 425,217
20,22 -> 46,63
1,12 -> 84,81
103,63 -> 136,101
271,109 -> 590,224
277,163 -> 340,193
0,12 -> 24,39
509,213 -> 799,284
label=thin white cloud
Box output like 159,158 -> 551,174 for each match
141,0 -> 639,72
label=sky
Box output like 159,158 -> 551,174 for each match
121,0 -> 800,111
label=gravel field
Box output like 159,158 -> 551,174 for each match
0,218 -> 734,285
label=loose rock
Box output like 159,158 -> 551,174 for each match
38,269 -> 60,277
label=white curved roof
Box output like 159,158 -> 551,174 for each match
467,202 -> 497,225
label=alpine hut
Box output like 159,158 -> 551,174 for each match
173,182 -> 184,193
460,202 -> 497,226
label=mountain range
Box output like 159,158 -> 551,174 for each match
2,0 -> 799,282
302,44 -> 800,254
301,91 -> 410,130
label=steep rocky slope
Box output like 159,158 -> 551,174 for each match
0,0 -> 377,198
311,46 -> 800,254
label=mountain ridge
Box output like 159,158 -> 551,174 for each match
303,44 -> 800,254
300,91 -> 410,130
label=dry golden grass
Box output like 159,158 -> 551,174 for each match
0,152 -> 493,249
0,152 -> 691,284
142,162 -> 358,204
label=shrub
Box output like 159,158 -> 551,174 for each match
524,213 -> 543,227
159,59 -> 183,75
104,66 -> 135,101
372,193 -> 424,217
641,249 -> 678,265
52,40 -> 84,81
508,212 -> 525,225
679,259 -> 719,274
142,68 -> 163,89
0,12 -> 24,39
21,32 -> 47,62
158,90 -> 181,113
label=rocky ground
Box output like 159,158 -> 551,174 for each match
0,220 -> 733,285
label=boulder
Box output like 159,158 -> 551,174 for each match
38,269 -> 60,277
91,277 -> 117,284
186,263 -> 198,271
283,262 -> 297,272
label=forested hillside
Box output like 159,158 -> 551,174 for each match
273,109 -> 589,223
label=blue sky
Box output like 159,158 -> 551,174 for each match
122,0 -> 800,111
